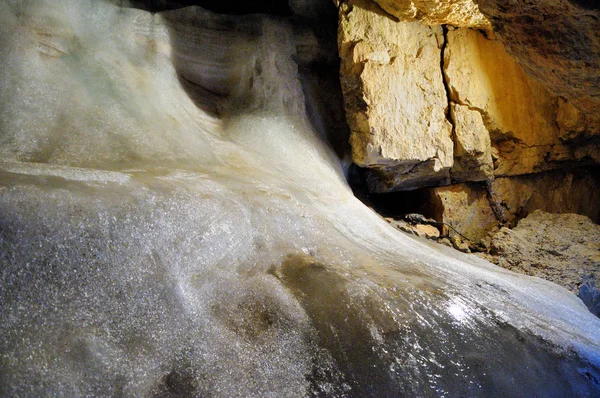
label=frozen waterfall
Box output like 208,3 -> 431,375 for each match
1,1 -> 599,396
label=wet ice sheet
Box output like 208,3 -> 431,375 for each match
1,1 -> 599,396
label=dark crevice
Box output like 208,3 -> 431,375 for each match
484,179 -> 508,226
440,25 -> 459,185
440,25 -> 454,129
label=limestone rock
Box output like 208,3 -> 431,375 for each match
427,183 -> 498,245
450,235 -> 470,253
386,217 -> 440,239
365,158 -> 453,192
371,0 -> 491,30
338,0 -> 453,192
491,169 -> 600,226
413,223 -> 440,239
450,103 -> 493,182
557,97 -> 600,142
416,168 -> 600,247
443,27 -> 596,177
438,237 -> 453,248
477,0 -> 600,118
386,218 -> 414,233
488,210 -> 600,294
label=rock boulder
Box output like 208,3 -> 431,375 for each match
487,210 -> 600,294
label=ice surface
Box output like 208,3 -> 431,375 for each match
1,1 -> 599,396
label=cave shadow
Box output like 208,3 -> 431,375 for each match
157,1 -> 351,159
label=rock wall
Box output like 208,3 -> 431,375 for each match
444,27 -> 600,177
476,0 -> 600,119
423,169 -> 600,246
336,0 -> 600,245
338,0 -> 453,191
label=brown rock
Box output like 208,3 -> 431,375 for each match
450,103 -> 493,182
337,1 -> 600,193
413,224 -> 440,239
556,97 -> 600,142
427,183 -> 498,245
386,218 -> 414,233
450,235 -> 470,253
491,169 -> 600,226
371,0 -> 491,30
476,0 -> 600,117
443,27 -> 600,177
488,210 -> 600,293
338,0 -> 453,192
438,237 -> 453,248
443,28 -> 564,177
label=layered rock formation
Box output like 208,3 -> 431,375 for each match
477,0 -> 600,119
353,0 -> 600,120
336,0 -> 600,249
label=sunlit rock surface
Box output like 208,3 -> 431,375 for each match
444,27 -> 588,177
338,0 -> 453,191
1,1 -> 600,396
477,0 -> 600,117
426,184 -> 498,245
368,0 -> 491,30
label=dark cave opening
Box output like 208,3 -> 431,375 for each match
346,164 -> 441,221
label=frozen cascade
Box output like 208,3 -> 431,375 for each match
0,1 -> 599,396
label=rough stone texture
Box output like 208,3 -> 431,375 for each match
413,223 -> 440,239
371,0 -> 491,29
385,218 -> 440,239
556,97 -> 600,143
476,0 -> 600,118
450,103 -> 493,182
491,169 -> 600,226
338,0 -> 453,192
450,235 -> 471,253
444,27 -> 564,177
427,183 -> 498,245
336,0 -> 600,209
420,168 -> 600,247
486,210 -> 600,294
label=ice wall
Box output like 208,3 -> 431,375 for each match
1,1 -> 599,396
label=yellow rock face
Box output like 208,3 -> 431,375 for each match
428,184 -> 498,245
337,0 -> 599,192
372,0 -> 491,30
443,28 -> 591,177
477,0 -> 600,118
444,28 -> 558,147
